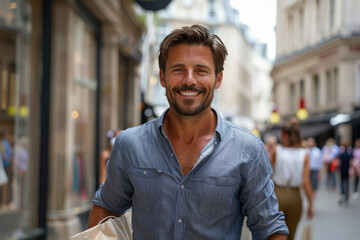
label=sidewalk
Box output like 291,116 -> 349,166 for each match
295,177 -> 360,240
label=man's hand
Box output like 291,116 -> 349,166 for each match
87,205 -> 120,228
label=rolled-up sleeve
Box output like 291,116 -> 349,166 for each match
93,134 -> 133,215
240,139 -> 288,240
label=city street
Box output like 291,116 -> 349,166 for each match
295,175 -> 360,240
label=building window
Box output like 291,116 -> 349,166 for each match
325,68 -> 338,105
290,82 -> 296,112
155,21 -> 169,53
299,8 -> 304,45
330,0 -> 335,29
313,74 -> 320,106
288,13 -> 294,50
326,70 -> 336,104
208,0 -> 216,19
333,67 -> 338,102
326,70 -> 331,103
316,0 -> 321,36
300,79 -> 305,97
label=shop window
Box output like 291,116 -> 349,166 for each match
70,14 -> 97,208
0,0 -> 36,238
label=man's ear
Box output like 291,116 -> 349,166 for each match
159,69 -> 166,88
214,71 -> 223,89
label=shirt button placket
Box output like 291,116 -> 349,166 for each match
174,183 -> 186,240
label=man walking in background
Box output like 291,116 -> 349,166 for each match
307,137 -> 323,200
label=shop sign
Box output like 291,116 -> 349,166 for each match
135,0 -> 172,11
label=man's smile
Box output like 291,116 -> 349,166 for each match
179,90 -> 200,96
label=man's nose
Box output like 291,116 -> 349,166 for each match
183,70 -> 196,85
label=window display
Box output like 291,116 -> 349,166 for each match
69,14 -> 97,207
0,0 -> 31,214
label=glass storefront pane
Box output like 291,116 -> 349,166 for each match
70,14 -> 97,208
0,0 -> 35,237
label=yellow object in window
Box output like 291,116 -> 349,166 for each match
7,105 -> 16,116
19,106 -> 29,117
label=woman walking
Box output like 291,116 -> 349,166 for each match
270,118 -> 313,240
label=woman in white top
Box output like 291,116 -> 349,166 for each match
270,118 -> 313,240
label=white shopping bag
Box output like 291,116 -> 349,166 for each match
300,223 -> 312,240
71,211 -> 132,240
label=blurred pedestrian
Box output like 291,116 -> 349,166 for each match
99,129 -> 121,185
87,25 -> 288,239
322,138 -> 340,190
14,136 -> 29,208
351,138 -> 360,199
270,118 -> 313,240
307,137 -> 323,200
337,140 -> 353,205
0,153 -> 8,209
264,134 -> 277,159
0,131 -> 13,206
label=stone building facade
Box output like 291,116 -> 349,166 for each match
271,0 -> 360,146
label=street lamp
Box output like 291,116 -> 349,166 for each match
296,97 -> 308,121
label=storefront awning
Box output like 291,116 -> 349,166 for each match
263,122 -> 333,140
300,122 -> 333,138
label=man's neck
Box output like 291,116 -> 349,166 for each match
163,107 -> 217,144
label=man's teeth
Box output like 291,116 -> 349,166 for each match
180,91 -> 199,96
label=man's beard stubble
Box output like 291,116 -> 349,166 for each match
166,85 -> 214,116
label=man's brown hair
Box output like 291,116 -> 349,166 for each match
158,24 -> 228,75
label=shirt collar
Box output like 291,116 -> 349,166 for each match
156,108 -> 224,142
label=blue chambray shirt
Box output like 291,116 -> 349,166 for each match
93,109 -> 288,240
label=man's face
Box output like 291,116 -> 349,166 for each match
159,43 -> 222,116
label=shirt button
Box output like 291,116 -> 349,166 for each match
171,153 -> 174,157
178,219 -> 182,223
143,171 -> 147,175
180,185 -> 185,189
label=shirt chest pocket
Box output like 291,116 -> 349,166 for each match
131,168 -> 163,213
197,176 -> 238,220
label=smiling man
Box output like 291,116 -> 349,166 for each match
88,25 -> 288,240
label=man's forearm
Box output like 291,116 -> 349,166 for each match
267,233 -> 288,240
87,205 -> 120,228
